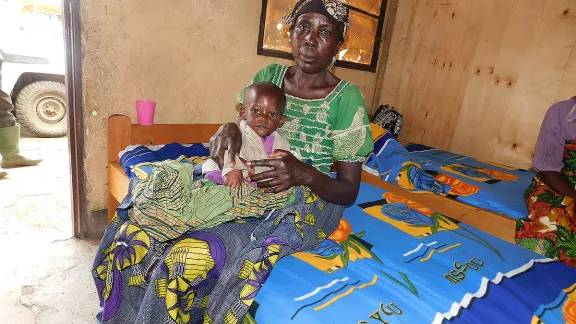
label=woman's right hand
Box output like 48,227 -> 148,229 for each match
210,122 -> 242,169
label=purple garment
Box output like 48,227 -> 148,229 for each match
205,170 -> 225,184
261,135 -> 275,155
532,98 -> 576,172
204,135 -> 277,184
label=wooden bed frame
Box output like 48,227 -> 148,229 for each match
107,115 -> 517,243
107,115 -> 221,221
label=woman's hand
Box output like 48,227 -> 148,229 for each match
209,123 -> 242,169
249,150 -> 363,206
248,150 -> 313,193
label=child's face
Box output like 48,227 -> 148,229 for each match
242,92 -> 286,137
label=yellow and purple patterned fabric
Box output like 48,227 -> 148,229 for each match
245,182 -> 576,323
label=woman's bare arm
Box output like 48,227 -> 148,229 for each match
539,171 -> 576,199
304,161 -> 362,206
249,151 -> 362,206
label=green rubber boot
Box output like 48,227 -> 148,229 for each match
0,125 -> 42,168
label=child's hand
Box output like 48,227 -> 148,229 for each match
224,170 -> 243,189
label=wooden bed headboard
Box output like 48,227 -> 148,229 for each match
107,114 -> 222,222
107,114 -> 222,163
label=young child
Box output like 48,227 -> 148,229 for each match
129,82 -> 299,243
203,81 -> 296,187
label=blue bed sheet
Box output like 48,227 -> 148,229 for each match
117,143 -> 573,323
408,146 -> 534,219
365,138 -> 535,220
247,182 -> 576,324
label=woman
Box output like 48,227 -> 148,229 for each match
516,96 -> 576,267
92,1 -> 373,323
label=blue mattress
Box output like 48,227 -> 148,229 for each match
119,141 -> 533,219
365,136 -> 534,220
247,182 -> 576,323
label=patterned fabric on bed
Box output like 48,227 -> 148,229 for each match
103,143 -> 574,323
364,135 -> 535,219
119,142 -> 210,177
244,182 -> 576,323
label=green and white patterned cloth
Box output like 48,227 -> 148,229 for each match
237,64 -> 373,173
129,160 -> 296,242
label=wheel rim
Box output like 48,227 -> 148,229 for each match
35,96 -> 66,124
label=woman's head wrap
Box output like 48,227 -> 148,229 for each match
283,0 -> 350,41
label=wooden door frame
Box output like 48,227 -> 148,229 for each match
62,0 -> 88,237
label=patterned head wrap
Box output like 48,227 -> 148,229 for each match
283,0 -> 350,41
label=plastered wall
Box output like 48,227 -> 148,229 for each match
81,0 -> 380,215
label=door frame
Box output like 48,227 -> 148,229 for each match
62,0 -> 88,237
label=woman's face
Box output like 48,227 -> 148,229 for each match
291,13 -> 341,74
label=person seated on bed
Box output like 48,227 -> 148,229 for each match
203,81 -> 299,189
92,1 -> 374,323
516,96 -> 576,267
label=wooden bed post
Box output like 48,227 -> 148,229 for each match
107,115 -> 132,221
108,115 -> 132,163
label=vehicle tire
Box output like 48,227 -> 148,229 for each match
14,81 -> 67,137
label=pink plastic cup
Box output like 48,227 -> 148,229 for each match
136,100 -> 156,125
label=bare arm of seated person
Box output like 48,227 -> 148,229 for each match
248,150 -> 361,206
539,171 -> 576,200
303,160 -> 361,206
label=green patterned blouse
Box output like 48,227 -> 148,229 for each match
237,64 -> 373,174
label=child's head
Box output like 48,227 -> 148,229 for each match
241,82 -> 287,137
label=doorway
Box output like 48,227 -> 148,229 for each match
0,1 -> 95,322
0,0 -> 72,236
0,0 -> 86,236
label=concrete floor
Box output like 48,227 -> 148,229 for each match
0,137 -> 98,323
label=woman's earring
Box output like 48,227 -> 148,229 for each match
328,56 -> 337,71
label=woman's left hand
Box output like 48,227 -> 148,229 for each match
248,150 -> 313,193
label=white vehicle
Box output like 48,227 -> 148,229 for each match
0,0 -> 67,137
